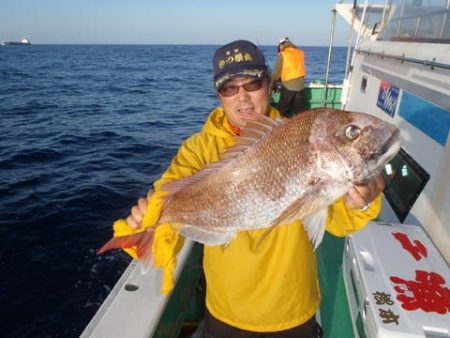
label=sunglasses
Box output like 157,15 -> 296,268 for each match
218,79 -> 265,97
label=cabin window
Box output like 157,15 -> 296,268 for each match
378,0 -> 450,43
383,148 -> 430,222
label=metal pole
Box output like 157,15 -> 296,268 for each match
354,0 -> 369,54
342,2 -> 358,109
396,0 -> 406,37
381,0 -> 390,29
322,8 -> 337,107
344,1 -> 357,80
438,0 -> 450,39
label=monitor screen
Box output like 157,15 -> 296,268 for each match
382,148 -> 430,222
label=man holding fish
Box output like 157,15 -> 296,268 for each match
99,40 -> 398,337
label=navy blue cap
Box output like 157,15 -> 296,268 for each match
213,40 -> 269,90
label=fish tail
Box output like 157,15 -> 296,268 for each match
97,228 -> 156,262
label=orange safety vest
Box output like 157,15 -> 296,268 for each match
280,47 -> 306,81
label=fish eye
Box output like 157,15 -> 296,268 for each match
345,125 -> 361,140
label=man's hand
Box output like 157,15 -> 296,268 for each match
344,174 -> 385,210
126,190 -> 153,229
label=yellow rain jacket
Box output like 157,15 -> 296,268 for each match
114,106 -> 382,332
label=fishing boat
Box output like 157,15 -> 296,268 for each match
82,1 -> 449,337
1,38 -> 31,46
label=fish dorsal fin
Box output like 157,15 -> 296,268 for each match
221,115 -> 282,161
161,153 -> 240,196
162,115 -> 282,195
240,114 -> 282,139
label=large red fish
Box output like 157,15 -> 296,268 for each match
98,108 -> 400,258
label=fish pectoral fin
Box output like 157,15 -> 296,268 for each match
268,197 -> 311,228
251,224 -> 278,253
286,194 -> 327,249
255,193 -> 327,250
252,197 -> 311,252
180,225 -> 236,246
302,208 -> 327,250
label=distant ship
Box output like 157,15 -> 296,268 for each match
1,38 -> 31,46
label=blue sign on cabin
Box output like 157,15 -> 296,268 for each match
377,80 -> 400,117
399,91 -> 450,147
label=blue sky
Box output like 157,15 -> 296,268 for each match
1,0 -> 367,46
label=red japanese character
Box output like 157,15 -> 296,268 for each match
390,270 -> 450,314
392,231 -> 427,260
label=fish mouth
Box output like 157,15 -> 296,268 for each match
354,128 -> 401,185
382,128 -> 401,162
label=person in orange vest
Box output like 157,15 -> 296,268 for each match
271,37 -> 307,117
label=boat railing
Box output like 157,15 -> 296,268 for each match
355,48 -> 450,70
271,82 -> 343,112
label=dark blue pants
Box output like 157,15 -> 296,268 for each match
277,86 -> 306,117
201,309 -> 323,338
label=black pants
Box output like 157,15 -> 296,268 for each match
277,86 -> 306,118
201,309 -> 323,338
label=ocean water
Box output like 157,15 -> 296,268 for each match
0,44 -> 347,337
